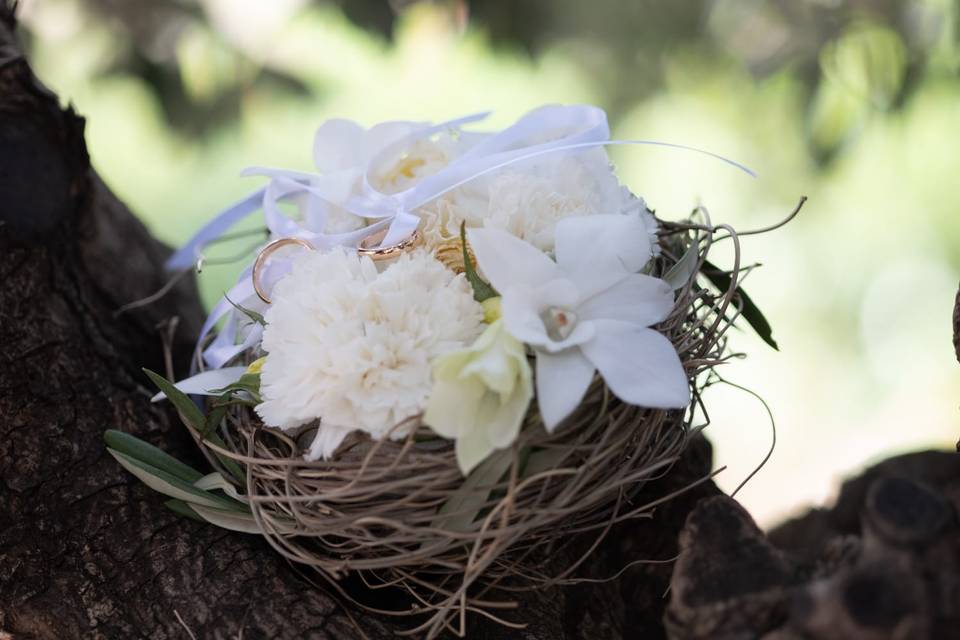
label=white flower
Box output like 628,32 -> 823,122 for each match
619,188 -> 661,258
419,149 -> 630,252
424,318 -> 533,475
255,248 -> 485,460
303,117 -> 480,235
297,111 -> 660,257
313,118 -> 475,195
468,214 -> 688,430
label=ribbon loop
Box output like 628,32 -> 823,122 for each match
173,104 -> 754,370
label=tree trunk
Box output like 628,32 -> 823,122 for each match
8,5 -> 955,638
667,450 -> 960,639
0,7 -> 718,638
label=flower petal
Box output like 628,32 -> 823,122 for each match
423,378 -> 484,439
535,349 -> 596,431
313,119 -> 366,173
580,320 -> 689,409
578,274 -> 675,327
455,421 -> 496,475
467,227 -> 561,293
365,121 -> 425,157
500,280 -> 582,349
484,377 -> 533,448
305,424 -> 353,461
554,214 -> 653,296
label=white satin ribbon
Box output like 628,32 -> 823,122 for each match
170,104 -> 753,372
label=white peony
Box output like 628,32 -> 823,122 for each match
255,248 -> 485,460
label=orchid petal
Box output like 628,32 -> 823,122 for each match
500,280 -> 578,348
555,214 -> 653,296
578,274 -> 675,327
580,320 -> 689,409
535,349 -> 596,431
538,321 -> 596,353
467,227 -> 561,293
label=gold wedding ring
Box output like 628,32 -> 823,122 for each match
357,228 -> 422,261
252,237 -> 315,303
251,228 -> 422,304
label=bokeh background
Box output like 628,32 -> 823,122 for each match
18,0 -> 959,526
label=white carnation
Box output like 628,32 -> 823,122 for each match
255,249 -> 485,460
417,149 -> 652,253
619,188 -> 661,258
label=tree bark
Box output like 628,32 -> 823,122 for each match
667,450 -> 960,640
0,6 -> 719,638
10,4 -> 955,637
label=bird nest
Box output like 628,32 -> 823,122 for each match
178,211 -> 754,638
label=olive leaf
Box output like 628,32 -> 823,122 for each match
165,499 -> 206,522
209,372 -> 262,405
104,429 -> 203,483
166,500 -> 263,534
700,259 -> 779,351
188,503 -> 263,534
461,222 -> 498,303
144,368 -> 205,432
202,430 -> 246,483
521,446 -> 573,478
194,472 -> 246,503
662,236 -> 701,291
107,448 -> 247,512
225,295 -> 266,326
143,369 -> 246,481
433,448 -> 513,533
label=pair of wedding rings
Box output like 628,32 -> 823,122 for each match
251,229 -> 422,303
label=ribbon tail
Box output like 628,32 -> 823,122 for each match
166,188 -> 266,271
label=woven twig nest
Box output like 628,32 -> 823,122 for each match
181,215 -> 745,638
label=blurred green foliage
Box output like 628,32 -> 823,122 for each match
18,0 -> 960,523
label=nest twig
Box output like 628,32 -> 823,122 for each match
185,209 -> 751,638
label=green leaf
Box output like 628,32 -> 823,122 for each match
209,373 -> 262,404
433,448 -> 513,533
188,503 -> 263,534
662,236 -> 701,291
201,429 -> 246,483
700,259 -> 779,351
194,472 -> 245,502
165,499 -> 205,522
460,222 -> 498,303
167,500 -> 263,534
200,418 -> 247,484
521,447 -> 572,478
104,429 -> 204,484
108,448 -> 248,512
225,295 -> 266,326
143,369 -> 206,431
143,369 -> 247,481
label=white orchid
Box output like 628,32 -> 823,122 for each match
467,214 -> 689,430
423,318 -> 533,475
